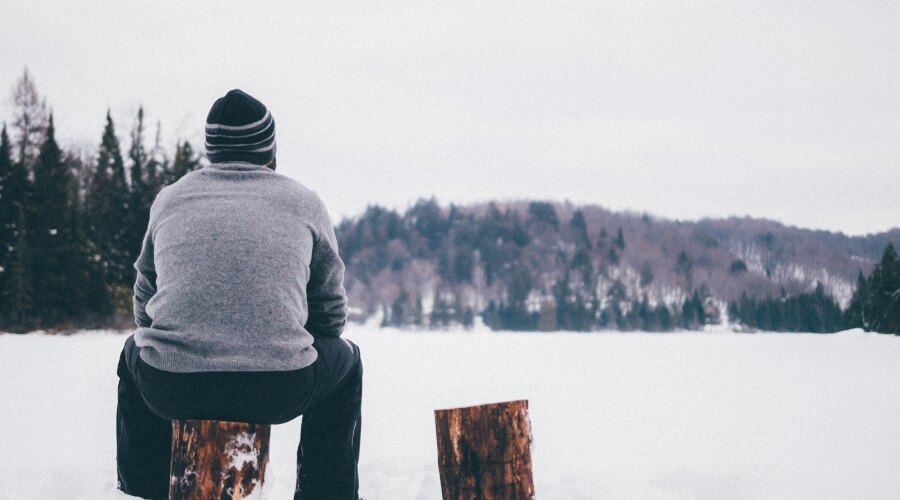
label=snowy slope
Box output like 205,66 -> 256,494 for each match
0,328 -> 898,499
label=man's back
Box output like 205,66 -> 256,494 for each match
117,89 -> 360,500
132,160 -> 348,373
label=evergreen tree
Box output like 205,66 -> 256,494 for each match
730,259 -> 748,275
461,306 -> 475,329
5,206 -> 34,328
29,114 -> 83,325
430,291 -> 452,329
569,210 -> 591,249
844,271 -> 870,330
570,247 -> 593,286
676,251 -> 694,290
527,201 -> 559,231
414,294 -> 424,326
552,271 -> 572,330
680,290 -> 705,329
126,107 -> 152,268
85,111 -> 131,293
405,197 -> 447,257
0,125 -> 14,305
844,246 -> 900,334
390,289 -> 410,327
480,300 -> 497,329
499,258 -> 537,330
67,170 -> 101,322
0,123 -> 34,327
604,279 -> 628,329
168,140 -> 201,183
606,247 -> 620,266
869,244 -> 899,334
639,263 -> 654,288
655,303 -> 674,331
731,285 -> 843,333
474,202 -> 529,286
596,228 -> 609,249
614,227 -> 626,250
145,120 -> 167,194
128,107 -> 148,190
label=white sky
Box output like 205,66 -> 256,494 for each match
2,1 -> 898,235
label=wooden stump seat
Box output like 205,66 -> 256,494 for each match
434,400 -> 535,500
169,419 -> 271,500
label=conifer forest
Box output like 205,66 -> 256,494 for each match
1,70 -> 898,334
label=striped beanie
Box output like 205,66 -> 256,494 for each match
205,89 -> 276,165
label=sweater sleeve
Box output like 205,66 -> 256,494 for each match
133,224 -> 157,328
305,194 -> 348,337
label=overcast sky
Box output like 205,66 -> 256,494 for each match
2,1 -> 898,235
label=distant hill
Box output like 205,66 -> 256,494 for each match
335,197 -> 898,330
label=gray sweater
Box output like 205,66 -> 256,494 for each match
132,161 -> 348,372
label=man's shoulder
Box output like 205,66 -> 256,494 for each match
273,175 -> 329,216
152,169 -> 202,201
277,174 -> 318,200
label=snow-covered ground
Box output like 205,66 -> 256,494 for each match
1,327 -> 898,499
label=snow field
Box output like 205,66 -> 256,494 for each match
0,328 -> 898,499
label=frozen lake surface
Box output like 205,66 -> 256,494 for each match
1,327 -> 898,499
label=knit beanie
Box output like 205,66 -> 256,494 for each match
205,89 -> 276,165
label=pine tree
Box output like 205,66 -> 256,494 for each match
885,247 -> 900,335
0,125 -> 15,321
870,244 -> 899,334
29,114 -> 82,325
0,125 -> 14,285
614,227 -> 626,250
606,247 -> 619,266
168,140 -> 201,183
66,169 -> 100,322
552,271 -> 572,330
676,251 -> 693,290
502,258 -> 536,330
6,206 -> 34,329
85,111 -> 131,292
569,210 -> 591,249
844,271 -> 869,330
527,201 -> 559,231
680,290 -> 705,329
128,107 -> 148,191
639,263 -> 654,288
605,279 -> 628,329
126,107 -> 151,268
390,289 -> 410,326
0,123 -> 34,327
146,120 -> 167,195
0,127 -> 33,230
844,244 -> 900,334
430,291 -> 451,328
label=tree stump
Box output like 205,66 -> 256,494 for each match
169,419 -> 271,500
434,400 -> 534,500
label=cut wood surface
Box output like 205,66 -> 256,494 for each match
434,400 -> 534,500
169,419 -> 271,500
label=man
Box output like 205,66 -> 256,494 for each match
115,89 -> 362,500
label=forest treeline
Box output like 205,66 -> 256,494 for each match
0,71 -> 201,330
1,70 -> 898,334
337,199 -> 899,334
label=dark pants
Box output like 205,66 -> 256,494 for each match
116,334 -> 362,500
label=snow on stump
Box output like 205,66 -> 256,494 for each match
169,419 -> 271,500
434,400 -> 535,500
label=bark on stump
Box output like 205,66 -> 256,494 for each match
169,419 -> 271,500
434,400 -> 534,500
